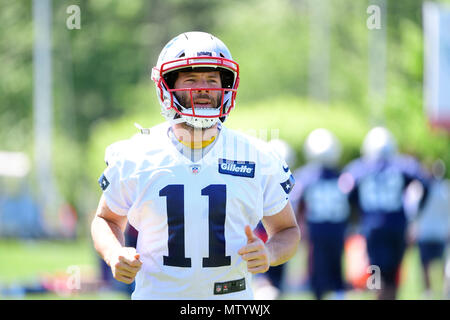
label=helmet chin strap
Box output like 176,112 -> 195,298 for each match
164,95 -> 223,129
182,115 -> 219,129
163,108 -> 219,129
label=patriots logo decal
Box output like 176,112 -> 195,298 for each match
98,173 -> 110,191
280,174 -> 295,194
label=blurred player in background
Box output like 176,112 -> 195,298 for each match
253,138 -> 298,299
343,127 -> 430,300
91,31 -> 300,299
289,128 -> 350,300
406,159 -> 450,298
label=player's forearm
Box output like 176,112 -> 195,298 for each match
265,226 -> 300,266
91,216 -> 125,266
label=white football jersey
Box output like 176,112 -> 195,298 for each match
99,122 -> 294,299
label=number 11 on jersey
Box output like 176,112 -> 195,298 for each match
159,184 -> 231,268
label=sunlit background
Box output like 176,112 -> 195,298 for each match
0,0 -> 449,300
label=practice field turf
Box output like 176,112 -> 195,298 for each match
0,238 -> 446,300
0,238 -> 128,300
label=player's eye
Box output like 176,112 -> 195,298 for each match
208,78 -> 220,86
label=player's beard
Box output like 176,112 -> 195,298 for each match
174,91 -> 222,113
173,90 -> 223,131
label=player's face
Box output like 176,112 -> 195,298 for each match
173,71 -> 223,110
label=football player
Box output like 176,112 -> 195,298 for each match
343,127 -> 430,300
91,32 -> 300,299
290,129 -> 350,300
407,159 -> 450,299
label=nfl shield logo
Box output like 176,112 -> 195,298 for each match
191,165 -> 200,174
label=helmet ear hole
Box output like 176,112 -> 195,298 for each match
219,69 -> 235,89
164,72 -> 178,89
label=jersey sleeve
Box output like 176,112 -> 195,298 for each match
289,168 -> 305,214
341,159 -> 363,207
402,156 -> 430,185
98,141 -> 135,216
398,156 -> 432,209
289,164 -> 319,214
261,149 -> 296,217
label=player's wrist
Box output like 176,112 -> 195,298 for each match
104,246 -> 123,266
264,241 -> 275,266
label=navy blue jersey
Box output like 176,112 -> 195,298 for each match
343,155 -> 430,234
291,164 -> 350,237
291,164 -> 349,298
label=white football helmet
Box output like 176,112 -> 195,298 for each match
151,31 -> 240,129
361,126 -> 397,160
268,139 -> 297,169
303,128 -> 342,167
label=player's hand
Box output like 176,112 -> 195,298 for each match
108,247 -> 142,284
238,225 -> 271,274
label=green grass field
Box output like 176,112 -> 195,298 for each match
0,237 -> 447,300
0,237 -> 128,300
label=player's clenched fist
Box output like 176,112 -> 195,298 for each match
108,247 -> 142,284
238,225 -> 271,274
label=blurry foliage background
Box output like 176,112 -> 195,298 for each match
1,0 -> 449,234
